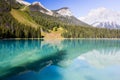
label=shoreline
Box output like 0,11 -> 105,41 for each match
0,38 -> 120,40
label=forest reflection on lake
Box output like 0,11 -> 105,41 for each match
0,39 -> 120,80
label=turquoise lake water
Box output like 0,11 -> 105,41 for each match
0,39 -> 120,80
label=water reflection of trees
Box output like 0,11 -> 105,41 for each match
60,39 -> 120,60
62,39 -> 120,68
0,40 -> 42,61
62,39 -> 120,53
62,39 -> 120,50
0,39 -> 120,79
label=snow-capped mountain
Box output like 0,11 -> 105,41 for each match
53,7 -> 73,17
79,7 -> 120,29
29,2 -> 53,15
16,0 -> 30,6
17,1 -> 89,26
29,2 -> 73,17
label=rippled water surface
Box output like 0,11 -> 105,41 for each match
0,39 -> 120,80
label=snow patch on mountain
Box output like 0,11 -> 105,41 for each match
30,2 -> 73,17
30,1 -> 53,15
56,7 -> 73,17
32,2 -> 51,12
79,7 -> 120,29
18,0 -> 73,17
16,0 -> 30,6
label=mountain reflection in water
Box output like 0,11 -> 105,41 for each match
0,39 -> 120,80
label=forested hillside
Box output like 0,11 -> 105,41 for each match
0,0 -> 41,38
28,11 -> 120,38
0,0 -> 120,38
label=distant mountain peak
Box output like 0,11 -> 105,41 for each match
30,1 -> 53,15
30,1 -> 73,17
32,1 -> 46,9
55,7 -> 73,17
79,7 -> 120,29
58,7 -> 69,10
32,1 -> 41,5
16,0 -> 30,6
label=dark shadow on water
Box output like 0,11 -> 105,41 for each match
6,65 -> 63,80
0,50 -> 67,80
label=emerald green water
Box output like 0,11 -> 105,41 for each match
0,39 -> 120,80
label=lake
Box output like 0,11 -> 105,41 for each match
0,39 -> 120,80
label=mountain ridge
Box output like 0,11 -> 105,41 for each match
16,0 -> 30,6
29,1 -> 73,17
28,1 -> 90,26
0,0 -> 120,39
79,7 -> 120,29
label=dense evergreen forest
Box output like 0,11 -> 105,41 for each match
62,25 -> 120,38
28,11 -> 120,38
0,0 -> 120,38
0,0 -> 41,38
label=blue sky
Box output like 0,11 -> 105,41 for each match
25,0 -> 120,17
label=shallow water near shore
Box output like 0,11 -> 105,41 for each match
0,39 -> 120,80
